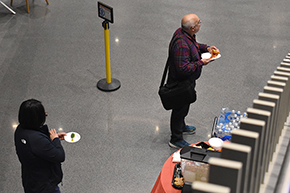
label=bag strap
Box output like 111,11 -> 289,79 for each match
159,56 -> 170,87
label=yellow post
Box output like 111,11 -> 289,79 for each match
103,22 -> 111,83
97,20 -> 120,92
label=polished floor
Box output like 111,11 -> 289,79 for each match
1,0 -> 290,192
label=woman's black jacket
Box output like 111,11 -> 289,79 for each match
14,124 -> 65,193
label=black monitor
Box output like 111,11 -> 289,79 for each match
98,2 -> 114,23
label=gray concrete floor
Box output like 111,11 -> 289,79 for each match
1,0 -> 290,192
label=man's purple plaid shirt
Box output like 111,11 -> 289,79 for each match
168,28 -> 208,81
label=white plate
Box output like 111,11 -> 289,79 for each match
201,52 -> 221,60
64,132 -> 81,143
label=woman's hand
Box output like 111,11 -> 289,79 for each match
58,132 -> 67,140
49,129 -> 59,141
49,129 -> 67,140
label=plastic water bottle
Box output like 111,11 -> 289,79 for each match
242,112 -> 248,118
214,125 -> 220,137
230,110 -> 236,121
234,114 -> 238,120
234,122 -> 239,128
216,108 -> 248,141
222,128 -> 231,141
219,107 -> 228,124
217,128 -> 224,138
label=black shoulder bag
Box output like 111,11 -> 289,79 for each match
158,40 -> 197,110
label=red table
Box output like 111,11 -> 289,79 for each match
151,140 -> 227,193
151,142 -> 204,193
151,150 -> 182,193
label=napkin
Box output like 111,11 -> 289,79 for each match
172,151 -> 181,163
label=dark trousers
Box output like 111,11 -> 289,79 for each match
170,103 -> 190,142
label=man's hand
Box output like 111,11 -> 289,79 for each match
201,58 -> 213,65
207,46 -> 219,53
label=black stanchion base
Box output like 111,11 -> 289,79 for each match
97,78 -> 121,92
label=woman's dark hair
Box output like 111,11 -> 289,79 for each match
18,99 -> 46,129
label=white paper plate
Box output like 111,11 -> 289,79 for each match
64,132 -> 81,143
201,52 -> 221,60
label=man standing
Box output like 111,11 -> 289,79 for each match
167,14 -> 219,148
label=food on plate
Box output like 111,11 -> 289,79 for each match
210,49 -> 220,59
71,133 -> 75,141
174,177 -> 184,187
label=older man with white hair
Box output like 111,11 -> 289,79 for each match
167,14 -> 219,149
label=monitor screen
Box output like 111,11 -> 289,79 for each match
98,2 -> 114,23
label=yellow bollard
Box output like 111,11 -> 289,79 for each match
97,21 -> 121,92
103,22 -> 111,84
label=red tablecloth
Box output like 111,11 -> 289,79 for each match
151,142 -> 204,193
151,150 -> 181,193
151,140 -> 227,193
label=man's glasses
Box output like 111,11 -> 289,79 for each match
192,20 -> 201,28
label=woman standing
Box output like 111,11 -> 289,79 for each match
14,99 -> 66,193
